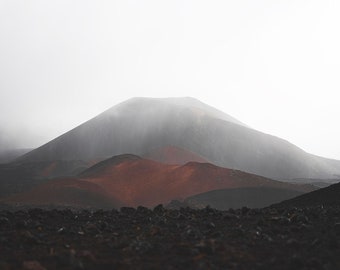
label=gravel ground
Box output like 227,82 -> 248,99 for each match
0,205 -> 339,270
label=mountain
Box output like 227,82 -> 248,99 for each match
143,145 -> 209,164
2,155 -> 314,208
182,187 -> 304,210
274,182 -> 340,207
15,97 -> 340,180
287,178 -> 340,188
0,148 -> 33,163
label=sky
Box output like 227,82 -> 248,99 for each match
0,0 -> 339,159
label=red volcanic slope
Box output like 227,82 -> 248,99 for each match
143,146 -> 209,165
39,161 -> 58,177
4,178 -> 121,208
79,155 -> 314,207
6,155 -> 315,208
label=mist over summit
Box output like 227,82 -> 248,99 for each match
17,97 -> 340,180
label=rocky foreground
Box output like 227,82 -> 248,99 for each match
0,205 -> 339,270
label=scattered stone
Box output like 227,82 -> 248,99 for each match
286,238 -> 299,247
241,207 -> 250,215
78,250 -> 96,262
22,261 -> 46,270
15,219 -> 28,229
153,204 -> 165,214
0,261 -> 10,270
206,222 -> 216,229
311,238 -> 320,246
84,223 -> 98,233
335,222 -> 340,231
120,207 -> 136,215
0,216 -> 9,226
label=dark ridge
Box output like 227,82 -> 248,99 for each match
0,160 -> 90,199
184,187 -> 304,210
275,182 -> 340,207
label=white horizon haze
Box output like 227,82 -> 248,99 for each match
0,1 -> 340,160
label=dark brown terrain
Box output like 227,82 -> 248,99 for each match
0,204 -> 339,270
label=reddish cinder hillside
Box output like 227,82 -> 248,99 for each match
4,155 -> 316,208
79,155 -> 315,207
143,145 -> 209,165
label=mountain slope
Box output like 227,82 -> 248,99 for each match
143,145 -> 209,164
16,97 -> 340,180
0,148 -> 33,163
3,178 -> 121,209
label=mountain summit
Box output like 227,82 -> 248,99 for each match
17,97 -> 340,180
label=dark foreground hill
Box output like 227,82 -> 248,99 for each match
16,97 -> 340,180
0,160 -> 92,198
2,178 -> 121,209
275,182 -> 340,208
183,187 -> 304,210
0,205 -> 339,270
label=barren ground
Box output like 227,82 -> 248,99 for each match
0,205 -> 339,270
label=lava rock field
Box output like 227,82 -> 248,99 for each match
0,205 -> 339,270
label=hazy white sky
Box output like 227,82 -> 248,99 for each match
0,0 -> 339,159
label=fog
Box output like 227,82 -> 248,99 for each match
0,1 -> 340,159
